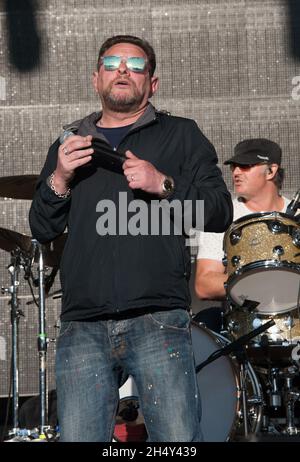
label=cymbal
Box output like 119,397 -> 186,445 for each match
0,175 -> 38,200
0,227 -> 67,267
0,227 -> 32,254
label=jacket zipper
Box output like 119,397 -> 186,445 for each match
112,117 -> 157,311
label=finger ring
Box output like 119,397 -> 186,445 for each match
62,146 -> 69,156
131,175 -> 135,181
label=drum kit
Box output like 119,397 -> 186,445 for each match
112,208 -> 300,442
194,208 -> 300,441
1,174 -> 300,442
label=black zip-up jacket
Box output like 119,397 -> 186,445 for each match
29,104 -> 233,321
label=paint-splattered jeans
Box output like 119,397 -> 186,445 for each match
56,308 -> 203,442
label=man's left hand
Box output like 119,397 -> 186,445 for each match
123,150 -> 165,196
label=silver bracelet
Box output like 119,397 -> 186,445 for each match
47,172 -> 71,199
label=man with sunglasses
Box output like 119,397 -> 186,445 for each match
29,35 -> 232,442
194,138 -> 288,332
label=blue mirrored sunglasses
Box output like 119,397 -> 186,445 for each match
100,55 -> 148,73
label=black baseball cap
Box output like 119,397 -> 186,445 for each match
224,138 -> 282,166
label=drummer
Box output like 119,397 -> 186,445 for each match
194,138 -> 289,332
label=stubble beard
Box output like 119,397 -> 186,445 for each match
101,80 -> 144,113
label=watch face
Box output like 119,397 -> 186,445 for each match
163,178 -> 174,193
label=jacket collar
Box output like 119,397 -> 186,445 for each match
63,103 -> 157,138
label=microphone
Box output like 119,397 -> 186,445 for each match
286,189 -> 300,216
59,130 -> 76,144
59,130 -> 126,174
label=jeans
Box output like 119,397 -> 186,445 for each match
56,308 -> 202,442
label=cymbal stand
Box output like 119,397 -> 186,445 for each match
1,249 -> 24,436
283,370 -> 300,435
239,359 -> 249,437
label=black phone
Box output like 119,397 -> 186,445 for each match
91,138 -> 126,174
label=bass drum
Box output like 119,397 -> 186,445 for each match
191,322 -> 263,441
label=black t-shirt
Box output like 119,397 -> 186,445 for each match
96,124 -> 133,149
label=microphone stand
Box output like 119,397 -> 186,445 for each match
33,240 -> 49,436
196,319 -> 275,373
9,251 -> 23,434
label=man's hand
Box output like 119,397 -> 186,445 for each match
52,135 -> 94,194
123,150 -> 165,195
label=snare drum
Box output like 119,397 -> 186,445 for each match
224,212 -> 300,315
226,308 -> 300,369
226,308 -> 300,344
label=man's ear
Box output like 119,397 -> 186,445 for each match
92,71 -> 99,93
266,164 -> 278,179
148,76 -> 159,98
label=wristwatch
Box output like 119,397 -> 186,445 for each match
161,176 -> 175,198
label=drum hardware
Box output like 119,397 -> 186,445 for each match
231,255 -> 241,268
240,299 -> 260,312
269,220 -> 283,233
263,366 -> 300,435
246,353 -> 300,438
23,239 -> 59,436
52,289 -> 62,299
269,368 -> 282,410
221,201 -> 300,436
292,229 -> 300,247
0,174 -> 67,441
0,227 -> 67,269
286,188 -> 300,217
26,287 -> 62,307
25,269 -> 60,307
239,361 -> 251,437
192,307 -> 227,335
291,342 -> 300,365
284,372 -> 300,435
1,248 -> 24,436
196,319 -> 275,373
0,228 -> 67,441
1,241 -> 51,440
273,245 -> 284,257
226,306 -> 300,347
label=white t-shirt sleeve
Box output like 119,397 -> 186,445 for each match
196,231 -> 225,261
